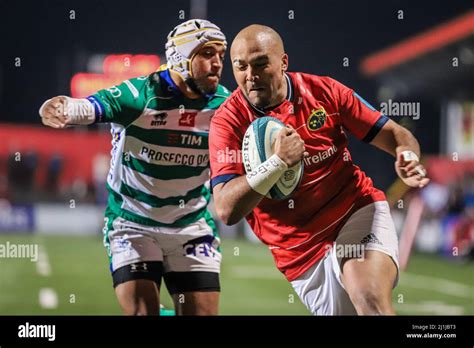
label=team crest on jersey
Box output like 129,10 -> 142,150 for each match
307,107 -> 327,131
113,131 -> 121,142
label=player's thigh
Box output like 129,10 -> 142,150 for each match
103,215 -> 165,314
171,291 -> 219,315
334,201 -> 399,312
115,278 -> 161,315
165,271 -> 220,315
104,216 -> 164,273
291,253 -> 357,315
341,250 -> 397,311
160,216 -> 222,315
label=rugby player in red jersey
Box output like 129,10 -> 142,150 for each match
210,25 -> 430,315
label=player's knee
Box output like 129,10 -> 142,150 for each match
123,302 -> 159,316
116,285 -> 160,316
123,306 -> 143,316
193,304 -> 219,316
351,288 -> 393,315
182,307 -> 217,316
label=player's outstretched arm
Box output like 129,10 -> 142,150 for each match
370,119 -> 430,188
39,96 -> 96,128
213,126 -> 307,225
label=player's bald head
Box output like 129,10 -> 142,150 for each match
231,24 -> 285,59
230,25 -> 289,109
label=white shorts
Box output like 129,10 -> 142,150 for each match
103,214 -> 222,275
290,201 -> 399,315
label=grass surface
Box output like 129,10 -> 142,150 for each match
0,234 -> 472,315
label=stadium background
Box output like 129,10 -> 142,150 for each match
0,0 -> 473,315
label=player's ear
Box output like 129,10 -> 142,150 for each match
281,53 -> 288,72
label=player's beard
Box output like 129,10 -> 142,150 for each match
186,74 -> 219,97
247,76 -> 285,110
249,93 -> 271,109
244,87 -> 275,110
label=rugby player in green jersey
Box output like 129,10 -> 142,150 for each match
39,20 -> 230,315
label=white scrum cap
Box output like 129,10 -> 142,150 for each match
165,19 -> 227,80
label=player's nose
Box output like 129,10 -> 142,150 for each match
245,66 -> 259,83
211,54 -> 223,69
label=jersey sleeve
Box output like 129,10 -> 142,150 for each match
332,78 -> 389,142
88,76 -> 148,126
209,105 -> 246,190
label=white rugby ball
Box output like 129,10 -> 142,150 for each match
242,116 -> 304,200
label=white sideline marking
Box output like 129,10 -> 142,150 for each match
35,244 -> 58,309
232,268 -> 471,314
232,269 -> 473,299
36,245 -> 51,277
395,301 -> 464,315
39,288 -> 58,309
401,273 -> 474,299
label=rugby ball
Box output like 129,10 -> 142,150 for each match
242,116 -> 303,200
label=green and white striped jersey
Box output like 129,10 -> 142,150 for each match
89,69 -> 230,227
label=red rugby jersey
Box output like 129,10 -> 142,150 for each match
209,72 -> 388,281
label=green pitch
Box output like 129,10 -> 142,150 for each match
0,234 -> 472,315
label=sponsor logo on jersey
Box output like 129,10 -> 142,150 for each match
183,235 -> 218,258
166,133 -> 203,147
113,235 -> 132,255
140,146 -> 209,166
307,107 -> 327,131
360,233 -> 382,245
180,134 -> 202,146
179,112 -> 197,127
303,145 -> 338,166
107,86 -> 122,98
150,112 -> 168,126
167,132 -> 181,145
130,262 -> 148,273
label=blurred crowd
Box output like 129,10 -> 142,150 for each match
0,150 -> 109,205
418,172 -> 474,261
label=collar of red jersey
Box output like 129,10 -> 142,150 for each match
245,73 -> 294,117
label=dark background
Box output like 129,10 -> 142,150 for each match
0,0 -> 472,188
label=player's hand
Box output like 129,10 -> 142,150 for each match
39,96 -> 69,129
395,152 -> 430,188
274,125 -> 308,167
